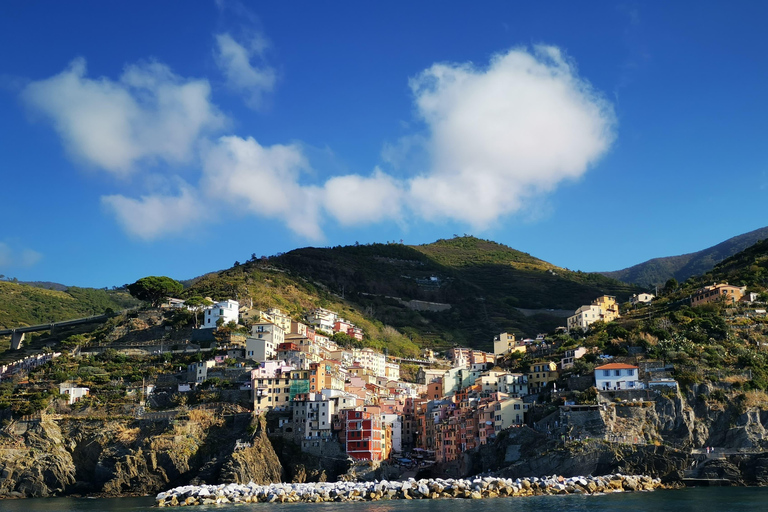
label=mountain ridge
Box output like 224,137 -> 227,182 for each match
601,225 -> 768,288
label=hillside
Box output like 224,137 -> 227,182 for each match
0,281 -> 139,330
602,225 -> 768,287
265,236 -> 639,349
697,238 -> 768,292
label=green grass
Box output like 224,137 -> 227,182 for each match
0,281 -> 139,329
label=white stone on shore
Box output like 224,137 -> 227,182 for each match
155,473 -> 664,507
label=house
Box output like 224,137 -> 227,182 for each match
201,299 -> 239,329
342,408 -> 384,461
691,283 -> 746,307
630,293 -> 655,306
250,322 -> 285,348
59,383 -> 89,404
417,367 -> 447,385
188,360 -> 216,383
567,295 -> 621,332
567,305 -> 603,331
594,363 -> 640,390
385,362 -> 401,380
381,413 -> 403,455
593,296 -> 620,322
527,361 -> 558,394
352,348 -> 386,378
291,393 -> 335,448
253,368 -> 293,413
493,332 -> 526,359
306,308 -> 337,333
560,347 -> 587,370
245,337 -> 277,362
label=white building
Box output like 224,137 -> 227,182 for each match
498,373 -> 528,397
292,393 -> 335,446
246,337 -> 277,362
566,305 -> 603,331
385,362 -> 401,381
306,308 -> 337,334
59,383 -> 89,405
202,299 -> 239,329
560,347 -> 588,370
594,363 -> 641,390
352,348 -> 387,378
630,293 -> 655,306
251,322 -> 285,347
321,389 -> 359,411
382,413 -> 403,454
188,360 -> 216,383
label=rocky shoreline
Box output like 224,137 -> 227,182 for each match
156,473 -> 664,507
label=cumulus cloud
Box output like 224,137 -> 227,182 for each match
322,169 -> 403,226
24,43 -> 615,241
214,33 -> 276,109
406,45 -> 616,227
200,136 -> 323,239
21,58 -> 226,174
0,242 -> 42,268
101,185 -> 203,240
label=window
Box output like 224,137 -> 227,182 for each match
603,370 -> 610,377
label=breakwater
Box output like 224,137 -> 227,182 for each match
156,473 -> 663,507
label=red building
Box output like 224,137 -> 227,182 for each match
342,409 -> 383,461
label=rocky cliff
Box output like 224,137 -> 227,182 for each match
0,411 -> 282,498
459,385 -> 768,485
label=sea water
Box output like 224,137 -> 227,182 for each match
2,487 -> 768,512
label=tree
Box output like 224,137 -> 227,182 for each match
184,296 -> 213,328
127,276 -> 183,307
664,278 -> 679,294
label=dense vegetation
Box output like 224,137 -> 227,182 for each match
271,236 -> 639,349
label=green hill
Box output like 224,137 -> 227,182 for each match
695,238 -> 768,293
261,236 -> 640,350
0,281 -> 140,330
602,226 -> 768,287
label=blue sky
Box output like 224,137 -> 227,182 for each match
1,1 -> 767,288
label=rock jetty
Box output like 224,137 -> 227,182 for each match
155,473 -> 664,507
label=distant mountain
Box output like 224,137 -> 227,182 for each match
602,226 -> 768,288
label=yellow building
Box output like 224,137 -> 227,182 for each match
493,332 -> 527,359
691,283 -> 746,307
592,295 -> 620,322
527,361 -> 558,394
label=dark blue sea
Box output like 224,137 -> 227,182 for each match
2,487 -> 768,512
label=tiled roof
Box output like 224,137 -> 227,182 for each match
595,363 -> 638,370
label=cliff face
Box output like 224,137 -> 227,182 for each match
0,411 -> 282,498
598,385 -> 768,450
461,385 -> 768,484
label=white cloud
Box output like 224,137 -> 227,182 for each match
406,45 -> 616,227
21,58 -> 226,174
322,168 -> 403,226
214,33 -> 276,109
101,185 -> 203,240
200,136 -> 323,240
25,43 -> 615,242
0,242 -> 42,269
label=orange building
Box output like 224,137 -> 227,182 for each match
691,283 -> 746,307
